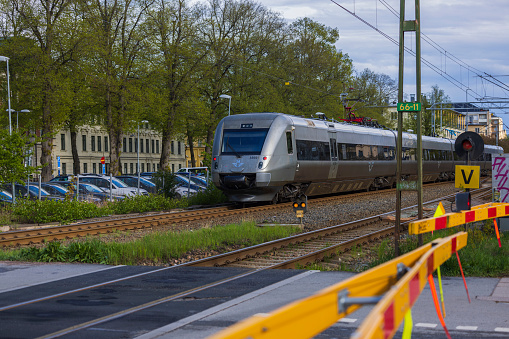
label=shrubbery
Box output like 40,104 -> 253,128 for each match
2,184 -> 227,226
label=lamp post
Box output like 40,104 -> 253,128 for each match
137,120 -> 149,195
0,56 -> 15,204
6,109 -> 31,130
219,94 -> 231,116
0,56 -> 11,134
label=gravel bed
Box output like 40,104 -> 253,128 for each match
184,182 -> 461,232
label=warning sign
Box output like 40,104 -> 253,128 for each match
455,165 -> 480,189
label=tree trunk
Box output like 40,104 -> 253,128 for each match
187,132 -> 195,167
70,127 -> 80,174
159,106 -> 176,170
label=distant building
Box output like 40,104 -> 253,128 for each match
185,140 -> 206,168
32,124 -> 186,177
452,103 -> 507,140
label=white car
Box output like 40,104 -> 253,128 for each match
78,175 -> 148,197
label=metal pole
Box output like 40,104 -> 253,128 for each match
187,172 -> 191,198
415,0 -> 423,246
137,122 -> 140,196
109,173 -> 113,202
38,174 -> 41,200
228,97 -> 231,116
395,0 -> 406,257
2,57 -> 15,204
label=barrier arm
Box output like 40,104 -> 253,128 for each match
208,233 -> 468,339
352,232 -> 467,339
409,202 -> 509,235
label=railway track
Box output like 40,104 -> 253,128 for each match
0,180 -> 484,248
187,186 -> 491,270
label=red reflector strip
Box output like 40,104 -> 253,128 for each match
488,207 -> 497,218
383,302 -> 395,339
451,237 -> 457,253
435,216 -> 447,230
505,205 -> 509,215
409,274 -> 420,305
427,252 -> 434,276
465,211 -> 475,223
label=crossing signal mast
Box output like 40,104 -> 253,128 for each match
292,195 -> 307,224
453,131 -> 485,211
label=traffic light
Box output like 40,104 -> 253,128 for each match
454,192 -> 471,211
292,195 -> 307,214
454,131 -> 484,161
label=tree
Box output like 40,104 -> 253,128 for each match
0,129 -> 37,183
2,0 -> 78,181
79,0 -> 155,175
144,0 -> 207,170
350,69 -> 397,125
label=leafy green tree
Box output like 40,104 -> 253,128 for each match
2,0 -> 79,181
0,129 -> 37,183
79,0 -> 154,175
144,0 -> 207,170
350,69 -> 397,125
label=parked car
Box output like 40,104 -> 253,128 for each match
2,184 -> 63,201
115,175 -> 157,194
0,189 -> 12,205
176,167 -> 209,176
174,184 -> 198,199
177,172 -> 209,187
175,174 -> 206,191
76,175 -> 148,197
57,182 -> 124,202
41,183 -> 102,203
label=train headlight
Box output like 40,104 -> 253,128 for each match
214,162 -> 218,169
258,162 -> 263,169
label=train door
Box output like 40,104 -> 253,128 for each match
328,131 -> 338,179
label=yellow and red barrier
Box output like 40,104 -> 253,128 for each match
208,232 -> 468,339
409,202 -> 509,235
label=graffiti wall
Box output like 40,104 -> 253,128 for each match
492,154 -> 509,203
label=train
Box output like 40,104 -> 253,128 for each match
211,112 -> 503,203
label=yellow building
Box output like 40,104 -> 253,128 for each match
185,141 -> 206,168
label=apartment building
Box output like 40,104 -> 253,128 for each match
38,124 -> 186,177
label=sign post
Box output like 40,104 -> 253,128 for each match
101,156 -> 106,174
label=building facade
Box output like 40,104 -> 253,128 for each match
36,125 -> 187,177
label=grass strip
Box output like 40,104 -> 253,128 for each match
0,221 -> 301,265
370,223 -> 509,277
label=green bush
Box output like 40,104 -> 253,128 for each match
109,194 -> 187,214
11,198 -> 111,224
188,184 -> 228,206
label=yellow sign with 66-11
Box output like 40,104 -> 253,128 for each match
397,102 -> 421,111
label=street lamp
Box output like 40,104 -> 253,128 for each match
219,94 -> 231,116
0,56 -> 15,204
6,109 -> 30,130
0,56 -> 11,134
137,120 -> 149,195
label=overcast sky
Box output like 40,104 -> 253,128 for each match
255,0 -> 509,127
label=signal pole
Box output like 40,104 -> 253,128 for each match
395,0 -> 423,256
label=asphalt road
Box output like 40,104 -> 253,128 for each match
0,262 -> 507,339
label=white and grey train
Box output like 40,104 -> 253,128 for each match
211,113 -> 502,203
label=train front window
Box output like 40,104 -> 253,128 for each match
221,129 -> 269,155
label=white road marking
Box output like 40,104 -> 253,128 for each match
338,318 -> 357,323
415,323 -> 437,328
456,326 -> 478,331
495,327 -> 509,333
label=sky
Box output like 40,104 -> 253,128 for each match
254,0 -> 509,128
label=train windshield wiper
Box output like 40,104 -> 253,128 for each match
226,138 -> 241,158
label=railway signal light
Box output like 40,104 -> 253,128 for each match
454,132 -> 484,161
453,192 -> 471,211
292,195 -> 307,218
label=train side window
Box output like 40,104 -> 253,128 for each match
286,132 -> 293,154
330,138 -> 337,159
